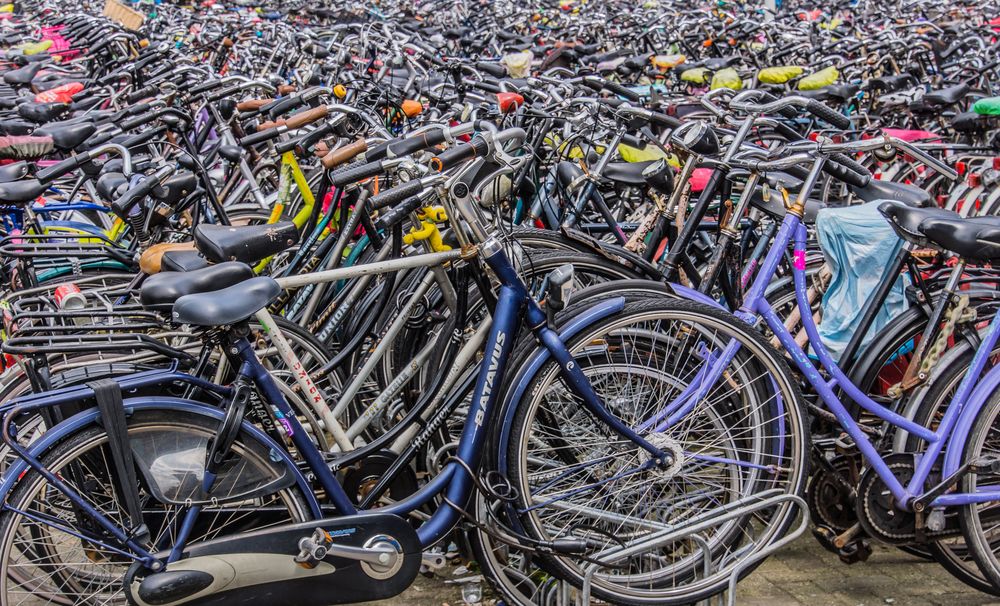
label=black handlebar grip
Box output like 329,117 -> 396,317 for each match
122,126 -> 165,148
602,80 -> 641,102
430,137 -> 491,171
330,159 -> 385,187
118,111 -> 157,131
753,91 -> 800,120
369,179 -> 426,210
279,121 -> 335,155
366,140 -> 391,162
111,174 -> 158,217
374,194 -> 425,231
188,80 -> 223,96
581,76 -> 604,92
387,129 -> 448,158
621,133 -> 645,148
266,95 -> 304,120
125,85 -> 158,104
772,120 -> 805,142
296,122 -> 334,152
473,80 -> 503,94
240,127 -> 284,147
823,153 -> 871,188
36,154 -> 87,183
806,99 -> 851,129
126,103 -> 151,117
476,61 -> 507,78
829,152 -> 871,178
648,110 -> 681,129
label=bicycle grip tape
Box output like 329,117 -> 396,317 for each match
329,159 -> 384,187
374,194 -> 425,231
369,179 -> 426,210
807,99 -> 851,129
431,137 -> 490,171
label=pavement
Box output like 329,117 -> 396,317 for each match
366,533 -> 1000,606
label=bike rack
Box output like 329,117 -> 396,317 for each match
571,490 -> 809,606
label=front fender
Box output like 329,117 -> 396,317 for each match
668,281 -> 725,310
0,398 -> 321,518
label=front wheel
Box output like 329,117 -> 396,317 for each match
501,299 -> 809,605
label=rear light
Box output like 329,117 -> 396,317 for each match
956,161 -> 967,176
969,173 -> 982,188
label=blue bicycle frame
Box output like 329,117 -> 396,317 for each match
0,237 -> 669,567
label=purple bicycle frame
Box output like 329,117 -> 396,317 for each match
703,208 -> 1000,510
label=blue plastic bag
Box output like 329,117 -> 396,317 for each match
815,201 -> 908,361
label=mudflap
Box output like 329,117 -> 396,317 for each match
125,513 -> 421,606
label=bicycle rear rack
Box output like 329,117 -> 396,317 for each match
571,490 -> 808,606
0,232 -> 136,268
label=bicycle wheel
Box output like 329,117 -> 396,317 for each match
0,408 -> 312,605
901,337 -> 1000,593
502,299 -> 809,605
959,388 -> 1000,593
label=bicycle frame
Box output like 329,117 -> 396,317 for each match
728,205 -> 1000,510
0,236 -> 664,563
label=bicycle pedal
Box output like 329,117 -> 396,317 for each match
421,550 -> 446,572
837,539 -> 872,565
811,525 -> 839,554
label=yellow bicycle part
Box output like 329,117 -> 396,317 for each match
402,206 -> 451,252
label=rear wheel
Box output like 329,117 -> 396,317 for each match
0,408 -> 311,605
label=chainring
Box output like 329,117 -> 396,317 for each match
856,453 -> 959,544
342,450 -> 420,506
806,454 -> 859,532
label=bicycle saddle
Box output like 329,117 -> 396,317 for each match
703,56 -> 739,71
161,249 -> 211,272
3,61 -> 43,86
0,161 -> 29,183
0,119 -> 36,136
139,261 -> 253,311
194,220 -> 299,265
17,101 -> 68,123
798,83 -> 859,103
172,276 -> 281,327
919,216 -> 1000,262
0,177 -> 47,203
33,120 -> 96,151
877,200 -> 958,248
952,111 -> 994,133
921,83 -> 969,107
602,161 -> 658,186
849,179 -> 932,207
869,74 -> 918,92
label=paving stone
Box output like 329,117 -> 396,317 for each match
367,533 -> 999,605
